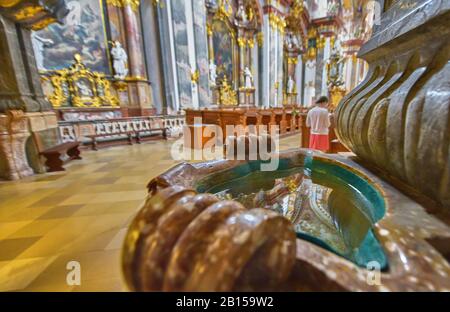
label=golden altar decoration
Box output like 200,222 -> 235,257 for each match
43,54 -> 119,108
328,86 -> 346,111
219,79 -> 237,106
326,46 -> 346,111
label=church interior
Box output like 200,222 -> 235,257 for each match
0,0 -> 449,292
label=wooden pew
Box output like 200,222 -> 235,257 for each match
40,142 -> 82,172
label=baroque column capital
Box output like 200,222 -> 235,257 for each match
107,0 -> 141,11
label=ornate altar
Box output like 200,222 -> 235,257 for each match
41,54 -> 119,109
326,46 -> 346,111
282,1 -> 307,106
206,0 -> 262,106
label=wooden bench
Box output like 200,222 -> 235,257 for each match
87,128 -> 167,151
40,142 -> 82,172
135,127 -> 167,143
87,132 -> 134,151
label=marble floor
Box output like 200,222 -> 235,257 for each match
0,134 -> 301,292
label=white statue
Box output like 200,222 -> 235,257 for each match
287,76 -> 295,94
111,41 -> 128,80
235,4 -> 248,26
285,32 -> 300,50
209,60 -> 217,86
243,66 -> 253,89
327,46 -> 345,87
31,32 -> 54,71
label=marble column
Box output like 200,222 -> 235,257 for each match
159,1 -> 179,113
122,4 -> 153,116
192,0 -> 210,107
321,36 -> 331,96
185,0 -> 199,109
0,18 -> 40,180
238,30 -> 246,89
140,1 -> 166,114
303,59 -> 316,107
342,40 -> 363,93
261,16 -> 270,107
314,35 -> 325,97
0,1 -> 68,180
0,16 -> 40,113
296,56 -> 304,105
276,29 -> 284,107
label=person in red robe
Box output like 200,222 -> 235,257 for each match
306,96 -> 331,152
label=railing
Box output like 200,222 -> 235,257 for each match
59,115 -> 185,143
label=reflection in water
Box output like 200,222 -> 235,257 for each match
209,166 -> 375,265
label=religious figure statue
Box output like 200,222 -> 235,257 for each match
31,32 -> 54,71
287,76 -> 296,94
235,4 -> 249,27
243,66 -> 253,89
110,41 -> 128,80
327,47 -> 345,88
285,32 -> 300,51
209,60 -> 218,86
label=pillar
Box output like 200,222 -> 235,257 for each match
122,2 -> 154,116
140,1 -> 166,114
0,1 -> 68,180
314,35 -> 325,97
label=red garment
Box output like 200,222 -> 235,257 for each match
309,134 -> 329,152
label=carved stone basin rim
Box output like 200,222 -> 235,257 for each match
141,149 -> 450,291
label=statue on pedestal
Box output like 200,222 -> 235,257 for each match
285,32 -> 300,51
243,66 -> 253,89
209,60 -> 217,86
235,4 -> 249,27
327,47 -> 345,88
287,76 -> 296,94
110,41 -> 128,80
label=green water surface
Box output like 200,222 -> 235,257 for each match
196,157 -> 388,270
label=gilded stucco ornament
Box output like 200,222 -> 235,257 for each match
219,79 -> 237,106
0,0 -> 21,8
13,5 -> 42,20
190,69 -> 200,84
107,0 -> 140,11
256,32 -> 264,47
268,13 -> 286,33
0,0 -> 67,30
43,54 -> 119,108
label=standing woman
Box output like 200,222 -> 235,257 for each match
306,96 -> 331,152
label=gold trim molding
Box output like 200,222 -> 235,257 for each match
43,54 -> 119,108
269,13 -> 286,34
106,0 -> 140,11
219,79 -> 237,106
0,0 -> 21,8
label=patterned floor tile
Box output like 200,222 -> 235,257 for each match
0,134 -> 302,291
0,237 -> 42,261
